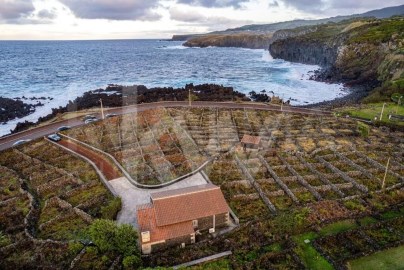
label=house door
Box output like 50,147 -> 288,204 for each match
142,244 -> 151,254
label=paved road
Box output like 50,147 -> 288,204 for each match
0,101 -> 331,151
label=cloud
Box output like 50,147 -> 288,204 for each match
169,7 -> 252,30
169,8 -> 207,22
37,9 -> 57,20
59,0 -> 161,21
327,0 -> 404,10
269,1 -> 279,8
0,0 -> 35,20
177,0 -> 250,9
280,0 -> 404,13
281,0 -> 326,12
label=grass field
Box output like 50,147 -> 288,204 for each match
340,102 -> 404,124
293,232 -> 334,270
347,245 -> 404,270
319,220 -> 358,237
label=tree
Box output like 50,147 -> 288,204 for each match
87,219 -> 117,253
115,224 -> 140,257
87,219 -> 141,266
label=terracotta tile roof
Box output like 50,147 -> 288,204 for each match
151,184 -> 230,227
137,204 -> 194,244
241,134 -> 261,145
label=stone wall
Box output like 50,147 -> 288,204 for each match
149,234 -> 193,253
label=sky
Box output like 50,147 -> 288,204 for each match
0,0 -> 402,40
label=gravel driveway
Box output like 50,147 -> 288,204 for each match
109,172 -> 208,226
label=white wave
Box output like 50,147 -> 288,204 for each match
261,50 -> 274,62
161,45 -> 188,50
0,82 -> 106,137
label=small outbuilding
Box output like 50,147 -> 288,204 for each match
241,134 -> 261,150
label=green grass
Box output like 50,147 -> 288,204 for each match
293,232 -> 334,270
380,208 -> 403,220
189,259 -> 231,269
263,242 -> 283,253
319,220 -> 358,237
359,216 -> 378,226
348,19 -> 404,44
339,102 -> 404,125
347,245 -> 404,270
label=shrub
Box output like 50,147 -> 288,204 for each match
122,255 -> 142,270
101,197 -> 122,220
357,122 -> 370,137
343,200 -> 366,212
68,241 -> 84,256
0,231 -> 11,247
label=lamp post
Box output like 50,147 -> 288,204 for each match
99,98 -> 105,120
382,157 -> 390,190
396,96 -> 402,114
379,102 -> 386,121
189,89 -> 192,107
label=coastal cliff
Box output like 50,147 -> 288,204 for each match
174,5 -> 404,49
269,18 -> 404,101
183,33 -> 273,49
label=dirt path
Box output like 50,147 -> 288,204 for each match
59,139 -> 122,180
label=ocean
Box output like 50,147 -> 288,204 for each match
0,39 -> 347,136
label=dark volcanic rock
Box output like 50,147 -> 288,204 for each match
269,38 -> 342,68
10,84 -> 250,134
0,97 -> 37,123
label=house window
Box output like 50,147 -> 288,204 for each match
192,219 -> 198,228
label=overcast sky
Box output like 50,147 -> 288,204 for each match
0,0 -> 402,40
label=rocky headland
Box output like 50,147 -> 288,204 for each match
270,17 -> 404,104
175,5 -> 404,50
183,33 -> 273,49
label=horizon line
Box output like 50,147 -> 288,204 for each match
0,38 -> 177,42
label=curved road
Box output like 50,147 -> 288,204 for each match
0,101 -> 331,151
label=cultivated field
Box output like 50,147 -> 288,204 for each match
0,140 -> 120,269
64,108 -> 208,185
146,108 -> 403,268
1,107 -> 403,269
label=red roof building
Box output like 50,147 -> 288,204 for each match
241,134 -> 261,149
136,184 -> 230,254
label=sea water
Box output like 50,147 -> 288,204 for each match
0,39 -> 347,136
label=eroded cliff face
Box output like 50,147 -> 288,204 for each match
183,33 -> 273,49
269,18 -> 404,87
269,39 -> 342,67
269,27 -> 318,44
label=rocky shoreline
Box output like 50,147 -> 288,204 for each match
0,96 -> 52,124
7,84 -> 250,134
300,84 -> 372,109
2,80 -> 370,135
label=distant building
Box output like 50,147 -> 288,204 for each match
136,184 -> 230,254
241,134 -> 261,149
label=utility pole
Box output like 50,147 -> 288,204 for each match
99,98 -> 105,120
379,102 -> 386,121
189,89 -> 191,107
281,94 -> 284,112
382,157 -> 390,190
396,96 -> 402,114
